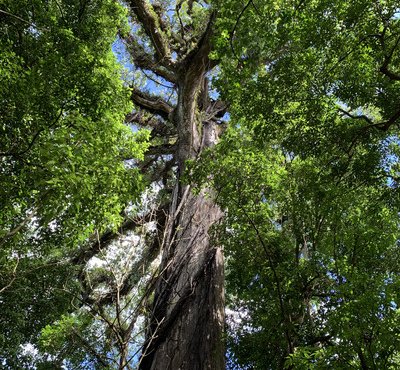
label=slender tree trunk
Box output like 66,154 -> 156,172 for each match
139,61 -> 225,370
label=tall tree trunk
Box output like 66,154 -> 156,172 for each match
115,3 -> 226,367
139,59 -> 225,370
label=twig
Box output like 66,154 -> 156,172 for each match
0,9 -> 49,31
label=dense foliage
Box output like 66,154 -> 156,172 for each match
206,0 -> 400,368
0,0 -> 148,367
191,127 -> 400,368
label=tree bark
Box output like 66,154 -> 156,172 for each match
140,189 -> 224,370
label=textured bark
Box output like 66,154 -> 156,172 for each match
140,189 -> 225,370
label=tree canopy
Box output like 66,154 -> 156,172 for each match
1,0 -> 400,369
208,0 -> 400,368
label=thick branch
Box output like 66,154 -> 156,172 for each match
71,219 -> 141,266
338,107 -> 400,131
380,107 -> 400,130
126,111 -> 164,128
81,206 -> 169,307
204,99 -> 229,123
126,112 -> 177,144
379,33 -> 400,81
338,108 -> 374,126
72,204 -> 168,267
128,0 -> 172,65
380,64 -> 400,81
146,143 -> 176,156
131,88 -> 174,121
0,9 -> 49,31
71,204 -> 168,265
152,3 -> 185,51
139,154 -> 176,183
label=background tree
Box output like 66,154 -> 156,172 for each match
204,0 -> 400,368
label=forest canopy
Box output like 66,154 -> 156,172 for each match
1,0 -> 400,369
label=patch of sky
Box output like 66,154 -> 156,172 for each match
249,273 -> 261,288
327,270 -> 347,284
207,67 -> 220,100
141,69 -> 177,97
27,25 -> 40,37
112,36 -> 177,139
379,135 -> 400,187
112,38 -> 135,83
113,36 -> 177,93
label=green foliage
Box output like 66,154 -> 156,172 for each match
0,0 -> 149,365
215,0 -> 400,153
38,313 -> 112,369
0,0 -> 149,247
2,0 -> 400,367
0,259 -> 79,368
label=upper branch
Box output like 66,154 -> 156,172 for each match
338,108 -> 374,126
74,204 -> 169,306
122,33 -> 177,83
179,10 -> 216,71
379,33 -> 400,81
71,204 -> 169,289
338,106 -> 400,131
126,111 -> 164,128
379,36 -> 400,81
71,218 -> 142,266
380,107 -> 400,131
128,0 -> 173,66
